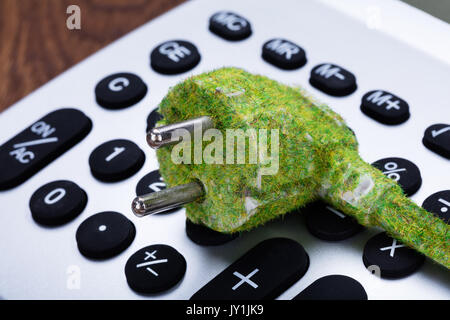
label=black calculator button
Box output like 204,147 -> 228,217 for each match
150,40 -> 200,75
422,190 -> 450,224
0,108 -> 92,190
146,108 -> 163,133
309,63 -> 357,96
304,202 -> 364,241
76,211 -> 135,259
262,38 -> 307,70
190,238 -> 309,300
30,180 -> 87,226
186,218 -> 238,246
89,139 -> 145,182
293,275 -> 367,300
363,232 -> 425,279
95,73 -> 148,110
372,157 -> 422,196
135,170 -> 179,214
209,11 -> 252,41
125,244 -> 186,294
361,90 -> 410,125
423,123 -> 450,159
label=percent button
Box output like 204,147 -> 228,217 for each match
372,157 -> 422,196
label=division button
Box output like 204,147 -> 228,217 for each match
363,232 -> 425,279
30,180 -> 87,226
361,90 -> 410,125
309,63 -> 357,96
125,244 -> 187,294
135,170 -> 179,214
292,275 -> 367,300
209,11 -> 252,41
262,38 -> 307,70
76,211 -> 136,259
150,40 -> 201,75
371,157 -> 422,196
304,201 -> 364,241
186,218 -> 238,246
423,123 -> 450,159
89,139 -> 145,182
190,238 -> 309,300
0,108 -> 92,190
146,108 -> 164,133
95,73 -> 148,110
422,190 -> 450,224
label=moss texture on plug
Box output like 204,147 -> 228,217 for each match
156,67 -> 449,269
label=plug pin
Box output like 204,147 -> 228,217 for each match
132,181 -> 204,217
147,116 -> 213,149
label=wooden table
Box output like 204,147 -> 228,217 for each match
0,0 -> 185,112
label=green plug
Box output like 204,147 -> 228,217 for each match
132,67 -> 449,269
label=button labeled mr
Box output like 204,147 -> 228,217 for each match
89,139 -> 145,182
262,38 -> 307,70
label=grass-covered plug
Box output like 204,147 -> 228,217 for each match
155,67 -> 449,269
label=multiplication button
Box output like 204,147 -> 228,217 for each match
30,180 -> 87,226
363,232 -> 425,279
125,244 -> 187,294
95,73 -> 148,110
89,139 -> 145,182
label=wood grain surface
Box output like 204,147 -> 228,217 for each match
0,0 -> 185,111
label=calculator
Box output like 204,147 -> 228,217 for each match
0,0 -> 449,299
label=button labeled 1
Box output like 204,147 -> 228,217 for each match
89,139 -> 145,182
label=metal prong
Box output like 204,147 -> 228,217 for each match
132,181 -> 204,217
147,116 -> 213,149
